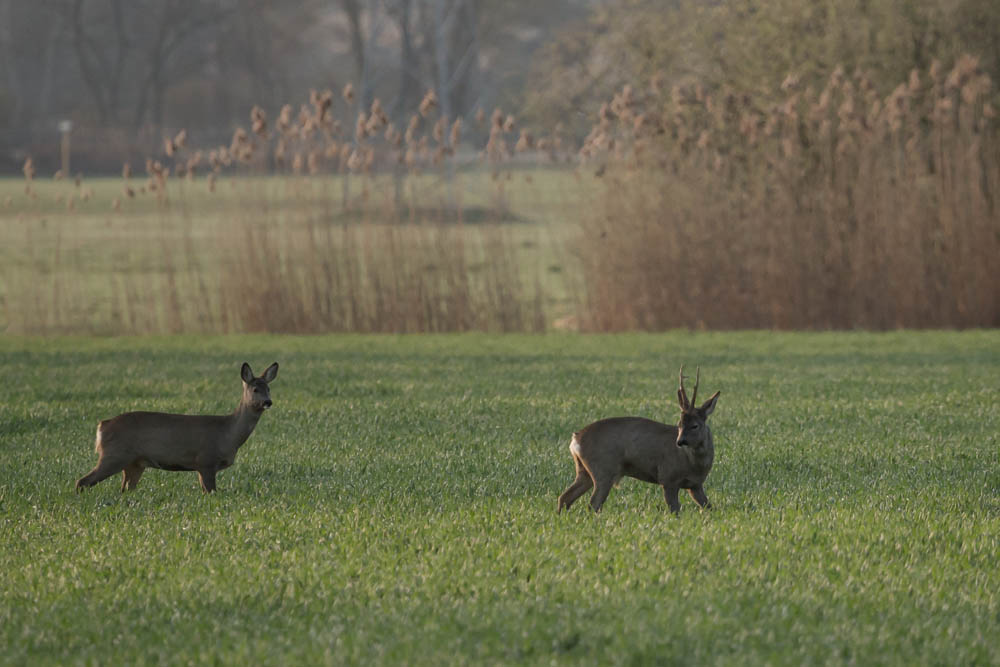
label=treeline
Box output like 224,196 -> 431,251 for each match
5,1 -> 997,175
524,0 -> 1000,137
0,0 -> 589,173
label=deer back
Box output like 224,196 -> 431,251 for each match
574,417 -> 688,481
98,412 -> 245,469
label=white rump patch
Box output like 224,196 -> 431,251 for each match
94,424 -> 103,452
569,435 -> 581,457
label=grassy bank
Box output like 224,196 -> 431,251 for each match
1,331 -> 998,664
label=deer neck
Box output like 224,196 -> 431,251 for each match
683,431 -> 715,474
226,402 -> 265,454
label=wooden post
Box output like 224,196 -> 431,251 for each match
58,120 -> 72,176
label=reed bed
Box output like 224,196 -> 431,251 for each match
576,57 -> 999,330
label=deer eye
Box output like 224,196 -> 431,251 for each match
689,423 -> 700,430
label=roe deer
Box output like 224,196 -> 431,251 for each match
75,362 -> 278,494
557,366 -> 720,515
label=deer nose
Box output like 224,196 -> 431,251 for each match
263,399 -> 273,408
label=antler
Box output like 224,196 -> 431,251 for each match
678,364 -> 701,411
690,366 -> 700,407
678,365 -> 689,410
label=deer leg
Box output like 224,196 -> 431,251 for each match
76,457 -> 129,492
197,468 -> 217,493
589,480 -> 614,513
688,485 -> 711,510
557,456 -> 594,513
558,476 -> 593,513
662,486 -> 681,515
121,464 -> 145,492
587,470 -> 617,513
578,455 -> 617,513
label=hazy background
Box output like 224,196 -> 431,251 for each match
3,0 -> 997,173
1,0 -> 595,172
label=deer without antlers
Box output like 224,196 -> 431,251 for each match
557,366 -> 720,515
75,362 -> 278,494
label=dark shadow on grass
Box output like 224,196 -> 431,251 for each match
328,205 -> 529,225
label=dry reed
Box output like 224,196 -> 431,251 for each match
576,57 -> 999,330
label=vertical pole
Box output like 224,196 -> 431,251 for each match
59,120 -> 72,176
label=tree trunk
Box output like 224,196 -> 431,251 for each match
71,0 -> 111,124
341,0 -> 365,89
1,0 -> 24,126
394,0 -> 419,117
434,0 -> 457,211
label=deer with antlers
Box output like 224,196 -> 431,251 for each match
557,366 -> 720,515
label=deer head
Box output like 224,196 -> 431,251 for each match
241,362 -> 279,412
676,365 -> 720,448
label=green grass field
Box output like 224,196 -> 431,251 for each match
1,332 -> 998,664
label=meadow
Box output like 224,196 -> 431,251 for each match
1,331 -> 998,665
0,168 -> 585,335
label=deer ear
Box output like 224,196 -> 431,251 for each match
699,391 -> 720,416
261,362 -> 279,383
241,362 -> 254,384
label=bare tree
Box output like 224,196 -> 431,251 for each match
1,0 -> 65,127
387,0 -> 420,118
0,0 -> 582,173
70,0 -> 237,132
71,0 -> 130,124
340,0 -> 366,93
420,0 -> 479,121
